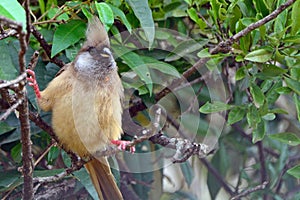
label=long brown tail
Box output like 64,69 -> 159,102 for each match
84,157 -> 123,200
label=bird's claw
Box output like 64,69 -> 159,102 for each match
111,140 -> 135,153
26,69 -> 41,99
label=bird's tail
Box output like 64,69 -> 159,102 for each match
84,157 -> 123,200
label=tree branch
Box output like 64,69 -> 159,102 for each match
30,25 -> 65,68
230,181 -> 268,200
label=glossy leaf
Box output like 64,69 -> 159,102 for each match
228,107 -> 246,124
141,56 -> 180,78
0,41 -> 18,80
245,49 -> 272,63
250,85 -> 265,107
246,105 -> 261,128
51,20 -> 86,57
166,39 -> 208,61
73,168 -> 98,200
113,45 -> 153,93
287,164 -> 300,178
199,101 -> 231,114
291,0 -> 300,35
127,0 -> 155,47
252,121 -> 265,143
96,2 -> 114,31
0,0 -> 26,30
108,4 -> 132,33
268,132 -> 300,146
293,94 -> 300,122
259,65 -> 287,77
285,77 -> 300,95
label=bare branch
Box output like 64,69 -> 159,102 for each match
200,157 -> 235,196
0,98 -> 23,121
28,51 -> 40,70
30,26 -> 65,68
0,73 -> 27,89
230,181 -> 268,200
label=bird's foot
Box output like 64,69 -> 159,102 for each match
26,69 -> 41,99
111,140 -> 135,153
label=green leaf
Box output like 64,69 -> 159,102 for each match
268,132 -> 300,146
250,85 -> 265,107
235,66 -> 247,81
82,6 -> 93,20
0,122 -> 15,135
108,4 -> 132,33
47,7 -> 69,21
262,113 -> 276,121
285,77 -> 300,95
141,56 -> 180,78
207,143 -> 228,199
180,162 -> 194,187
199,101 -> 231,114
113,45 -> 153,94
275,86 -> 292,94
244,49 -> 272,63
287,164 -> 300,178
11,143 -> 22,163
0,40 -> 18,80
246,105 -> 261,128
0,0 -> 26,31
127,0 -> 155,47
293,94 -> 300,122
266,81 -> 282,104
253,121 -> 265,143
274,0 -> 287,33
96,2 -> 114,31
253,0 -> 269,16
291,0 -> 300,35
187,8 -> 207,29
73,168 -> 99,200
51,20 -> 86,57
259,64 -> 287,78
291,67 -> 300,81
228,107 -> 246,125
197,48 -> 211,58
47,146 -> 60,164
166,40 -> 208,61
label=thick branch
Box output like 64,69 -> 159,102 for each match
30,26 -> 65,68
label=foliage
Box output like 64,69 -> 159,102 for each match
0,0 -> 300,199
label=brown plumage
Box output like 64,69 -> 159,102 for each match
33,17 -> 124,199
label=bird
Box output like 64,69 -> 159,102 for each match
27,16 -> 135,200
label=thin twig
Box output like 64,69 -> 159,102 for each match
0,98 -> 23,121
200,157 -> 235,196
0,73 -> 27,89
28,51 -> 40,70
32,160 -> 84,184
30,25 -> 65,67
34,141 -> 57,167
230,181 -> 268,200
